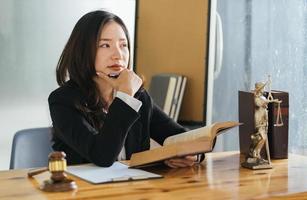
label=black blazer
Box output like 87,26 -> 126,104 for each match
48,80 -> 186,167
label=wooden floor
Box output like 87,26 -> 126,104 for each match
1,151 -> 307,199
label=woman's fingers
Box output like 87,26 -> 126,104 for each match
116,69 -> 142,96
164,160 -> 178,168
170,160 -> 191,167
164,155 -> 198,168
184,155 -> 198,161
169,159 -> 194,167
170,155 -> 197,163
96,70 -> 142,96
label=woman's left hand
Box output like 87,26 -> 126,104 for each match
164,155 -> 198,168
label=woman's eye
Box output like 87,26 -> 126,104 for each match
121,43 -> 128,48
99,43 -> 109,48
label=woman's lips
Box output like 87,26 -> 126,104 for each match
108,64 -> 123,71
107,64 -> 123,78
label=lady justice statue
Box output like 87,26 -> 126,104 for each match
242,76 -> 283,169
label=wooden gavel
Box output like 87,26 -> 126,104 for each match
28,151 -> 77,192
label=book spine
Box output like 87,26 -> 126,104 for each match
163,77 -> 177,116
170,76 -> 182,120
174,76 -> 186,122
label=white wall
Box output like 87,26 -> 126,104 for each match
0,0 -> 136,170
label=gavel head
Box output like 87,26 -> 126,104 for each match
48,151 -> 67,182
37,151 -> 77,192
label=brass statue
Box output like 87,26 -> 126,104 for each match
242,76 -> 282,170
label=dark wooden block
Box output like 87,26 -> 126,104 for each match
238,91 -> 255,157
267,91 -> 289,159
238,90 -> 289,159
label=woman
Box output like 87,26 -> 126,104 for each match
49,10 -> 200,168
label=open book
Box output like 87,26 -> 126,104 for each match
129,121 -> 240,168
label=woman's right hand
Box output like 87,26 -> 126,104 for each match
96,69 -> 142,97
164,155 -> 198,168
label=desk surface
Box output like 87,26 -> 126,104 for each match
1,151 -> 307,200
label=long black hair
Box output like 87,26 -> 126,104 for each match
56,10 -> 131,129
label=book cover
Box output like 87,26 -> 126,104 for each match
148,74 -> 178,116
148,75 -> 170,110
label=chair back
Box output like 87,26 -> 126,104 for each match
10,127 -> 53,169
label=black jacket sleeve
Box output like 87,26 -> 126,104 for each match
149,102 -> 187,145
49,90 -> 139,167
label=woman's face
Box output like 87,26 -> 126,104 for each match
95,21 -> 129,77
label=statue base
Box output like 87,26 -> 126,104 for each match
241,157 -> 273,170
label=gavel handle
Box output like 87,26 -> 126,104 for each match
28,167 -> 48,178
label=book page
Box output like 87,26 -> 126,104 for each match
163,121 -> 240,146
163,125 -> 213,146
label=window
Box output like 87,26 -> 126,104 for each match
212,0 -> 307,154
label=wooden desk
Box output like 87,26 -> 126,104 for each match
1,151 -> 307,200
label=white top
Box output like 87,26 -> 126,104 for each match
115,91 -> 142,161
